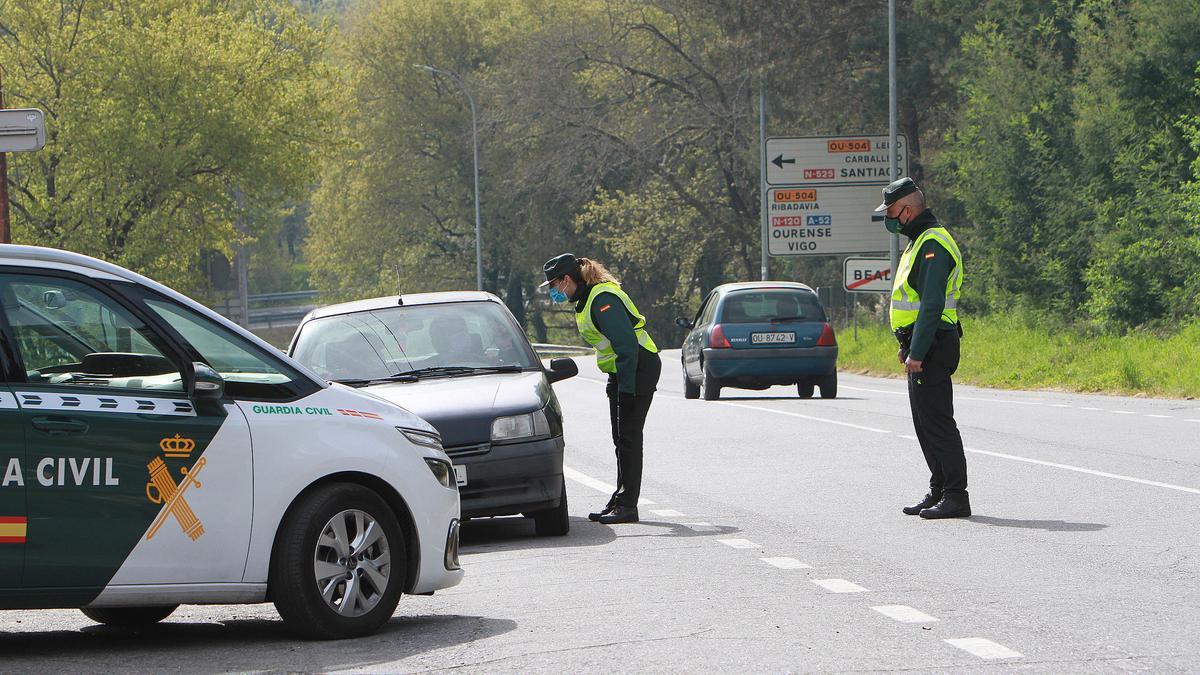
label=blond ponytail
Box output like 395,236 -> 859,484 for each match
576,257 -> 620,285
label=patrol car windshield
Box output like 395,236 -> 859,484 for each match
291,301 -> 539,383
720,290 -> 826,324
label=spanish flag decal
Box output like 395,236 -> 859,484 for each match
924,252 -> 936,259
599,304 -> 612,312
0,516 -> 27,544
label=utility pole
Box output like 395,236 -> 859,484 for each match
887,0 -> 900,277
415,64 -> 483,291
759,83 -> 769,282
234,191 -> 250,328
1,69 -> 11,244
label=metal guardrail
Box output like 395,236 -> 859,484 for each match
531,342 -> 593,356
248,290 -> 320,304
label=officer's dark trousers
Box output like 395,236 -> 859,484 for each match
605,354 -> 661,508
906,329 -> 968,496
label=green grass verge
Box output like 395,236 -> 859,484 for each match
836,315 -> 1200,399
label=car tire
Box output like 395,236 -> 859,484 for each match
820,373 -> 838,399
271,483 -> 406,640
80,605 -> 178,627
797,383 -> 815,399
533,482 -> 570,537
702,365 -> 721,401
683,372 -> 700,399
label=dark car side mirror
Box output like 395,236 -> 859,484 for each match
190,362 -> 226,401
675,317 -> 693,329
546,357 -> 578,384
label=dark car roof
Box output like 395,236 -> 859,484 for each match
713,281 -> 817,295
302,291 -> 500,322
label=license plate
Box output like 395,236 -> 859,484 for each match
751,332 -> 795,344
453,464 -> 467,487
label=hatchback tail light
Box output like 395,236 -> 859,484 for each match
709,324 -> 731,349
817,323 -> 837,347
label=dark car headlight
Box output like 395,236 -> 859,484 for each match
424,458 -> 455,489
491,407 -> 551,442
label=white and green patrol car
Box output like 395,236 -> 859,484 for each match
0,245 -> 463,639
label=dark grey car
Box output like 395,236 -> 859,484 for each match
289,292 -> 578,536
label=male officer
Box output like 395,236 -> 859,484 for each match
875,177 -> 970,519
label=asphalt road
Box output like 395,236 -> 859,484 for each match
2,349 -> 1198,672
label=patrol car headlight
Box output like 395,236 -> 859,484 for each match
491,408 -> 551,442
424,458 -> 454,489
399,427 -> 443,450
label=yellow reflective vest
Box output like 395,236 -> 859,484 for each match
575,282 -> 659,373
890,227 -> 963,330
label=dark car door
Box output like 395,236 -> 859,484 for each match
0,377 -> 25,587
0,272 -> 246,600
683,292 -> 717,379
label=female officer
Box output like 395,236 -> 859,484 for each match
541,253 -> 661,524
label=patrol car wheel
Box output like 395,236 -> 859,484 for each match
272,483 -> 406,640
702,366 -> 721,401
819,373 -> 838,399
797,383 -> 815,399
683,372 -> 700,399
80,605 -> 178,627
533,482 -> 570,536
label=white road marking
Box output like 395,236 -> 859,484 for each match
1080,407 -> 1102,411
562,466 -> 656,505
811,578 -> 869,593
899,434 -> 918,441
1049,404 -> 1073,408
760,557 -> 811,570
717,401 -> 891,434
964,446 -> 1200,494
872,605 -> 939,623
841,385 -> 1043,405
1145,414 -> 1171,419
716,538 -> 760,549
651,509 -> 685,517
945,637 -> 1023,659
1188,419 -> 1200,424
1110,410 -> 1135,415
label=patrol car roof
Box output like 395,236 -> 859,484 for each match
0,244 -> 327,386
715,281 -> 816,294
304,291 -> 501,322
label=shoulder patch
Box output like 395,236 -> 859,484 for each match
599,304 -> 612,312
924,252 -> 936,259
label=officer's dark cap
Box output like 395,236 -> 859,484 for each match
539,253 -> 580,288
874,177 -> 920,212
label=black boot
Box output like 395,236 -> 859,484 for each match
919,493 -> 971,519
597,505 -> 639,525
588,504 -> 615,522
902,492 -> 943,516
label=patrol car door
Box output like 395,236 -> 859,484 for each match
0,273 -> 252,597
0,379 -> 25,588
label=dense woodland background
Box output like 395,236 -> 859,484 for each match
3,0 -> 1199,344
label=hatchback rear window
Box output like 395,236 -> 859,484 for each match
719,290 -> 825,323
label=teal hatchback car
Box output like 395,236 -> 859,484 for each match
677,282 -> 838,400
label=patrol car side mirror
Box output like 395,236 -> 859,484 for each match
191,361 -> 226,401
546,357 -> 578,384
675,317 -> 693,329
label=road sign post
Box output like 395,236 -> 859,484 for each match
0,105 -> 47,244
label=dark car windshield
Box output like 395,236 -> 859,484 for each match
719,290 -> 826,323
291,301 -> 538,382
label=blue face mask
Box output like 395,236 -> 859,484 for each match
549,286 -> 568,303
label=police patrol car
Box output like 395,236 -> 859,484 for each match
0,245 -> 463,639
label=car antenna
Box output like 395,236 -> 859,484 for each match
395,264 -> 404,305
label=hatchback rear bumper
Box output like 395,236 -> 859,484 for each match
703,346 -> 837,384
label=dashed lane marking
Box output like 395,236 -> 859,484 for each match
1145,414 -> 1172,419
760,557 -> 811,570
945,637 -> 1023,659
841,385 -> 1042,405
562,466 -> 656,506
1189,419 -> 1200,424
1049,404 -> 1073,408
872,605 -> 939,623
1080,407 -> 1103,411
716,538 -> 760,549
651,509 -> 685,517
717,401 -> 891,434
899,434 -> 918,441
1110,410 -> 1135,415
812,578 -> 869,593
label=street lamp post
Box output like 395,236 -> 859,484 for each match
415,64 -> 483,291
